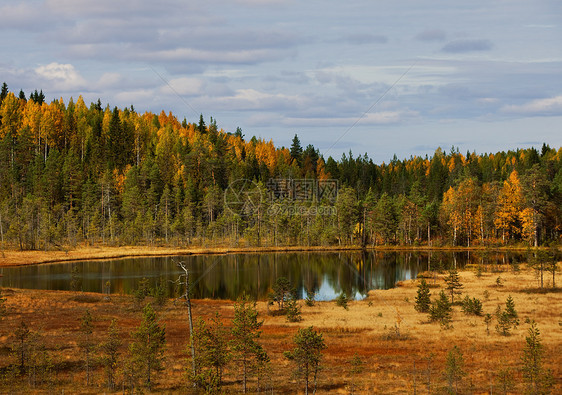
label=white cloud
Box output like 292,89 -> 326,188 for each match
96,72 -> 122,89
501,96 -> 562,116
114,89 -> 154,104
161,77 -> 204,96
34,63 -> 87,90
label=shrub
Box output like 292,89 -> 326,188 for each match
429,290 -> 452,328
414,279 -> 431,313
305,289 -> 315,307
335,292 -> 350,310
285,299 -> 303,322
461,295 -> 483,316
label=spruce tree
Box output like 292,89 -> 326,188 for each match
444,269 -> 463,304
504,295 -> 518,322
414,279 -> 431,313
0,82 -> 8,105
290,134 -> 303,165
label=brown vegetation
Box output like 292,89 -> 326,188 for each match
0,264 -> 560,393
0,245 -> 366,268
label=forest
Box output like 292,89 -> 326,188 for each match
1,82 -> 562,250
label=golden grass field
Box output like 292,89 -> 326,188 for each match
0,245 -> 369,267
0,253 -> 560,393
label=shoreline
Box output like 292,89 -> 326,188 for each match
0,244 -> 537,268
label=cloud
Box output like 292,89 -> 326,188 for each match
161,77 -> 204,96
281,109 -> 418,127
114,89 -> 155,104
34,63 -> 87,90
199,88 -> 309,112
0,2 -> 54,30
415,29 -> 446,42
501,95 -> 562,116
441,39 -> 493,53
341,34 -> 388,45
96,72 -> 122,89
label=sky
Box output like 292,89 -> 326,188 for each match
1,0 -> 561,163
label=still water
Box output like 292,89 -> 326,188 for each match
0,251 -> 525,301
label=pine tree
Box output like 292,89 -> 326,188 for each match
79,309 -> 95,386
268,277 -> 295,311
230,293 -> 265,393
444,345 -> 465,394
284,326 -> 327,395
130,303 -> 166,391
444,268 -> 463,304
414,279 -> 431,313
429,290 -> 452,328
14,321 -> 31,373
495,365 -> 515,395
0,289 -> 6,320
285,298 -> 302,322
504,295 -> 518,321
495,295 -> 519,336
191,314 -> 230,391
349,354 -> 364,395
99,319 -> 122,391
521,321 -> 553,394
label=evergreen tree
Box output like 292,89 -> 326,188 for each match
268,277 -> 295,311
14,321 -> 31,373
79,309 -> 95,386
284,326 -> 327,395
414,279 -> 431,313
444,268 -> 463,304
191,314 -> 230,391
460,295 -> 483,316
444,345 -> 465,394
496,365 -> 515,395
495,295 -> 519,336
290,134 -> 303,166
0,289 -> 6,320
198,114 -> 206,134
429,290 -> 452,328
99,319 -> 122,391
521,321 -> 553,394
504,295 -> 518,322
230,293 -> 266,393
130,303 -> 166,391
0,82 -> 8,105
285,298 -> 303,322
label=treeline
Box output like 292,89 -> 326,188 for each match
1,82 -> 562,249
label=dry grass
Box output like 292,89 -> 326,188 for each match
0,245 -> 366,267
0,265 -> 560,394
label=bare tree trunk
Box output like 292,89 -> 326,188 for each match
176,261 -> 196,382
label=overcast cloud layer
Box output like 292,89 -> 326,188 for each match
1,0 -> 561,161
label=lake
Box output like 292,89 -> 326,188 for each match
0,250 -> 525,301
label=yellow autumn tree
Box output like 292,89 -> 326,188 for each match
494,170 -> 524,242
440,178 -> 480,246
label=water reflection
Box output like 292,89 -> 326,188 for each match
0,251 -> 525,301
